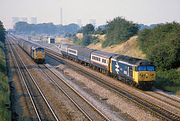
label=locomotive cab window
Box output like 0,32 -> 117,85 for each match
36,48 -> 44,52
137,65 -> 155,71
137,66 -> 146,71
147,66 -> 155,71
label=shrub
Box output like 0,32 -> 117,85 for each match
102,17 -> 139,47
155,70 -> 180,94
138,22 -> 180,70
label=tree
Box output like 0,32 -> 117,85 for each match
81,24 -> 94,35
82,35 -> 92,46
14,22 -> 80,35
138,22 -> 180,70
75,24 -> 95,46
0,21 -> 6,43
95,25 -> 107,35
102,17 -> 139,47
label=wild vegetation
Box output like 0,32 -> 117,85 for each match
138,22 -> 180,70
14,22 -> 80,35
138,22 -> 180,94
0,21 -> 11,120
74,18 -> 180,94
102,17 -> 139,47
0,21 -> 6,44
74,24 -> 99,46
156,70 -> 180,95
75,17 -> 139,47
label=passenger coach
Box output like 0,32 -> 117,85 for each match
18,39 -> 45,64
90,51 -> 116,74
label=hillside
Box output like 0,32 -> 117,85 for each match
88,36 -> 146,59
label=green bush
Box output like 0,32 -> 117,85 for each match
102,17 -> 139,47
138,22 -> 180,70
102,39 -> 119,48
0,42 -> 11,121
92,39 -> 99,44
79,24 -> 95,35
155,70 -> 180,94
73,39 -> 82,45
82,35 -> 93,46
74,35 -> 100,46
0,21 -> 6,44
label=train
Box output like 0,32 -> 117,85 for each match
59,43 -> 156,89
17,39 -> 45,64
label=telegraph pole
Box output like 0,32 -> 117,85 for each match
60,8 -> 63,25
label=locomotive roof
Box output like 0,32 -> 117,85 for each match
68,44 -> 81,49
61,43 -> 72,46
23,40 -> 44,49
32,46 -> 44,49
77,46 -> 95,55
113,54 -> 151,65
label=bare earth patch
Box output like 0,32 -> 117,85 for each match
88,36 -> 146,59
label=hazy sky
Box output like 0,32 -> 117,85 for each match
0,0 -> 180,29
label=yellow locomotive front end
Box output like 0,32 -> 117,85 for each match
33,47 -> 45,63
133,65 -> 156,89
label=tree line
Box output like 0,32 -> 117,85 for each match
77,17 -> 180,71
102,17 -> 139,47
0,21 -> 6,43
138,22 -> 180,70
74,17 -> 139,47
14,22 -> 80,35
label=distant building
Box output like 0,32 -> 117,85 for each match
77,19 -> 82,27
60,8 -> 63,25
48,37 -> 55,44
30,17 -> 37,24
89,19 -> 96,27
12,17 -> 28,24
21,17 -> 28,22
12,17 -> 20,27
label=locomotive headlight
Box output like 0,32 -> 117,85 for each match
150,74 -> 154,76
139,73 -> 144,77
145,73 -> 149,78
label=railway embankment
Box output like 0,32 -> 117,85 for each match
0,42 -> 11,120
88,34 -> 180,95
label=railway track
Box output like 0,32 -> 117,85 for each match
45,48 -> 180,121
8,38 -> 59,121
6,38 -> 39,120
155,90 -> 180,103
145,90 -> 180,109
38,64 -> 110,121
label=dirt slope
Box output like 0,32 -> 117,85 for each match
88,36 -> 146,59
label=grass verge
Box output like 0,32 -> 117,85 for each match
0,42 -> 11,121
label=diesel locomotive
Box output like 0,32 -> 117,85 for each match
18,39 -> 45,64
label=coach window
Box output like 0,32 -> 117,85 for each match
102,59 -> 106,63
69,50 -> 76,54
92,56 -> 97,61
98,58 -> 101,61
